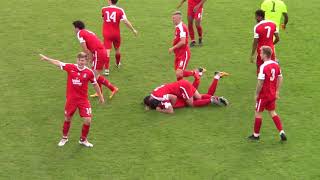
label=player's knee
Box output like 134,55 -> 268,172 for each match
175,70 -> 183,78
195,20 -> 201,27
83,117 -> 92,125
255,111 -> 262,118
268,110 -> 277,117
65,116 -> 72,122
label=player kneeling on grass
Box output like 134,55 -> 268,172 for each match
248,46 -> 287,141
39,52 -> 105,148
144,70 -> 229,114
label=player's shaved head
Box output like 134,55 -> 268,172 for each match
110,0 -> 118,4
261,46 -> 273,59
73,20 -> 85,30
172,11 -> 182,25
255,9 -> 265,19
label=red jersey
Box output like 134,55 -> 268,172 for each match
257,60 -> 282,100
173,22 -> 190,56
151,80 -> 196,101
188,0 -> 201,6
101,5 -> 127,37
254,20 -> 278,49
60,63 -> 97,102
77,29 -> 104,52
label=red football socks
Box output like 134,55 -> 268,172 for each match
115,53 -> 121,65
253,117 -> 262,136
97,76 -> 116,91
104,56 -> 110,69
196,25 -> 203,38
207,78 -> 219,95
62,121 -> 71,137
188,22 -> 195,41
81,124 -> 90,140
193,99 -> 211,107
272,115 -> 283,132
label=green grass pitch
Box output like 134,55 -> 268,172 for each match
1,0 -> 320,179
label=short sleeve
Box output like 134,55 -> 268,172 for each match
90,72 -> 97,84
120,9 -> 127,21
60,63 -> 72,72
180,29 -> 186,38
77,31 -> 85,43
257,66 -> 265,80
101,8 -> 104,17
254,27 -> 259,38
281,2 -> 288,13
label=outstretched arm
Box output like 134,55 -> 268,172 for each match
123,19 -> 138,36
177,0 -> 186,9
39,54 -> 64,67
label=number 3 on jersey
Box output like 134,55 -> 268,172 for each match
270,68 -> 276,81
105,11 -> 117,23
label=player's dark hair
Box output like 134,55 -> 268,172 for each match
111,0 -> 118,4
255,9 -> 265,19
144,96 -> 151,106
72,20 -> 85,30
149,99 -> 161,109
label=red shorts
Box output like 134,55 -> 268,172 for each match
65,100 -> 92,118
174,50 -> 191,70
188,5 -> 203,20
92,49 -> 107,71
178,79 -> 196,100
255,98 -> 276,112
104,34 -> 121,49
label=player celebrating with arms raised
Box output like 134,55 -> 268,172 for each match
73,21 -> 118,99
169,11 -> 197,81
250,10 -> 280,73
248,46 -> 287,141
102,0 -> 138,75
39,52 -> 104,147
177,0 -> 207,47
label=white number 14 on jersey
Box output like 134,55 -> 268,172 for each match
105,11 -> 116,23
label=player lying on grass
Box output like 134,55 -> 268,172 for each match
248,46 -> 287,141
73,20 -> 119,99
39,52 -> 104,148
143,70 -> 229,114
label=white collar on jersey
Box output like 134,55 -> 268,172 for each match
175,22 -> 183,28
75,64 -> 86,71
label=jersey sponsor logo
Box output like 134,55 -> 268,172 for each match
72,78 -> 83,86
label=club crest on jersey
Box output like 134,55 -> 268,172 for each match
83,73 -> 87,78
